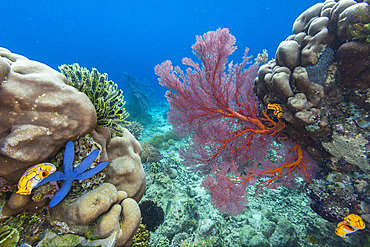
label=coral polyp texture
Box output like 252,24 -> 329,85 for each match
59,63 -> 130,135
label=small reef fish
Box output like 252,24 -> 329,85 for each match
16,163 -> 56,195
335,214 -> 366,238
267,103 -> 283,118
164,200 -> 172,222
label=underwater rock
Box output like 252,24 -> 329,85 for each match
0,192 -> 46,218
141,142 -> 163,163
269,218 -> 298,247
305,178 -> 363,223
322,132 -> 369,173
260,217 -> 276,238
36,230 -> 117,247
198,219 -> 215,236
0,47 -> 97,183
240,224 -> 269,247
171,232 -> 189,247
167,167 -> 178,179
336,41 -> 370,91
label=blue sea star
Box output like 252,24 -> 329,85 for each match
36,141 -> 109,207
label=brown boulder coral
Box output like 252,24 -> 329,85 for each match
0,48 -> 97,182
105,127 -> 146,202
336,41 -> 370,90
18,126 -> 145,246
0,47 -> 145,246
41,128 -> 145,246
255,0 -> 370,156
49,183 -> 141,247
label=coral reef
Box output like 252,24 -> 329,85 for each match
2,1 -> 370,246
141,142 -> 163,163
0,48 -> 97,183
254,0 -> 370,151
254,2 -> 370,234
1,125 -> 145,246
156,28 -> 317,216
39,127 -> 146,246
59,63 -> 130,135
0,48 -> 146,245
126,120 -> 144,140
35,141 -> 109,207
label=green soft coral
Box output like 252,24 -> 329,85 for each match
348,4 -> 370,42
349,23 -> 370,42
59,63 -> 130,134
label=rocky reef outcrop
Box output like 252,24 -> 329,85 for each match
255,0 -> 370,159
0,48 -> 145,246
254,0 -> 370,231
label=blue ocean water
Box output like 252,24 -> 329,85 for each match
2,0 -> 318,98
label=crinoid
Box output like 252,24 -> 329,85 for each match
59,63 -> 130,135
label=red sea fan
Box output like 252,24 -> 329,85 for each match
155,28 -> 316,216
201,173 -> 248,216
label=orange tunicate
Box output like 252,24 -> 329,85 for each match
267,103 -> 283,118
344,214 -> 365,230
335,214 -> 366,238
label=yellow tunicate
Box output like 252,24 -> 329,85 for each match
335,214 -> 366,238
16,163 -> 56,195
267,103 -> 283,118
344,214 -> 365,230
